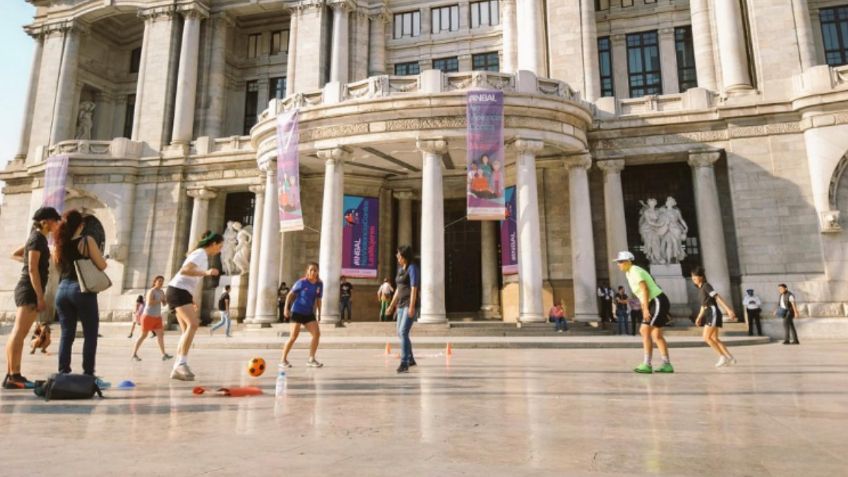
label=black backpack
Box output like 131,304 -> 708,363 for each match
33,373 -> 103,401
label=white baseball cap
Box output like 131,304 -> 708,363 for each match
612,251 -> 635,262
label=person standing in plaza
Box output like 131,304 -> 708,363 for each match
775,284 -> 800,345
53,209 -> 110,388
339,276 -> 353,323
131,276 -> 172,361
613,251 -> 674,373
128,295 -> 144,339
549,300 -> 567,333
4,207 -> 61,390
210,285 -> 232,337
277,282 -> 290,322
691,266 -> 737,367
628,294 -> 641,336
386,245 -> 419,373
597,282 -> 613,324
280,262 -> 324,368
614,286 -> 629,335
743,288 -> 764,336
166,231 -> 223,381
377,278 -> 394,321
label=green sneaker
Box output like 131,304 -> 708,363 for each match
634,363 -> 653,374
655,363 -> 675,373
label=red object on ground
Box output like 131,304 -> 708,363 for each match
217,386 -> 263,397
192,386 -> 206,395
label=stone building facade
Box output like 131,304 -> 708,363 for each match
2,0 -> 847,332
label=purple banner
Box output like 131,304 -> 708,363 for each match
500,186 -> 518,275
466,90 -> 505,220
43,155 -> 69,212
342,195 -> 379,278
276,109 -> 304,231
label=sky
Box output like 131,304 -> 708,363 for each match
0,3 -> 36,176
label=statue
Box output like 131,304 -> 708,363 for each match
221,221 -> 239,275
232,225 -> 253,275
75,101 -> 96,140
639,196 -> 688,265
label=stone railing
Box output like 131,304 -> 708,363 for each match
46,138 -> 143,160
595,87 -> 717,118
192,135 -> 254,155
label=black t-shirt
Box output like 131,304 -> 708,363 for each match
59,236 -> 88,282
699,282 -> 719,312
615,292 -> 628,312
340,282 -> 353,299
218,292 -> 230,311
21,230 -> 50,289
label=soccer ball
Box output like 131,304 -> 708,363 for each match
247,357 -> 266,377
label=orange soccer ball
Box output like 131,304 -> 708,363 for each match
247,357 -> 266,377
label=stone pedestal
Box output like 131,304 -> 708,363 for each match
650,264 -> 693,317
215,275 -> 249,322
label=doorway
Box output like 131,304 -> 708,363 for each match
444,199 -> 482,314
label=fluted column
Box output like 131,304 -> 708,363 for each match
580,0 -> 601,101
244,184 -> 265,321
368,10 -> 389,76
713,0 -> 753,91
501,0 -> 518,73
598,160 -> 629,289
133,7 -> 179,150
480,220 -> 500,318
187,187 -> 217,312
329,1 -> 351,84
516,0 -> 545,75
253,163 -> 281,325
688,150 -> 731,297
793,0 -> 817,70
564,153 -> 599,322
689,0 -> 718,90
395,190 -> 414,247
316,147 -> 348,325
171,9 -> 204,144
16,35 -> 43,160
514,139 -> 545,323
417,139 -> 449,324
50,25 -> 81,145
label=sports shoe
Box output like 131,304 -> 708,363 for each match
162,354 -> 174,361
655,363 -> 675,373
2,374 -> 32,390
716,356 -> 728,368
132,355 -> 142,362
94,377 -> 111,389
170,364 -> 194,381
396,363 -> 409,373
408,358 -> 417,367
791,341 -> 800,345
127,334 -> 133,339
634,363 -> 653,374
280,360 -> 292,368
306,358 -> 324,368
727,356 -> 737,366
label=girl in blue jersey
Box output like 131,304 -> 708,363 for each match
280,262 -> 324,368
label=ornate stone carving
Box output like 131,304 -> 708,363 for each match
512,139 -> 545,155
820,210 -> 842,233
688,150 -> 722,168
232,224 -> 253,274
138,6 -> 177,22
187,187 -> 217,201
316,146 -> 352,162
639,197 -> 689,265
597,159 -> 625,174
221,221 -> 239,275
563,153 -> 592,170
416,138 -> 449,155
74,101 -> 96,140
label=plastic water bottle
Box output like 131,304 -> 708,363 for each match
275,364 -> 287,397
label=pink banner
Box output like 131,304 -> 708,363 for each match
466,91 -> 505,220
276,109 -> 304,232
43,155 -> 69,212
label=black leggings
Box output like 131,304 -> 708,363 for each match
783,316 -> 799,343
747,309 -> 762,336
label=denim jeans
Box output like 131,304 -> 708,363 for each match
340,298 -> 352,321
553,317 -> 567,332
616,308 -> 629,335
211,311 -> 231,336
55,279 -> 99,375
396,306 -> 414,365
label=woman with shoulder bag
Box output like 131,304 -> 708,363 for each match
53,210 -> 109,388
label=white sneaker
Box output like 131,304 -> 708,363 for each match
715,356 -> 728,368
727,356 -> 737,366
170,364 -> 195,381
306,358 -> 324,368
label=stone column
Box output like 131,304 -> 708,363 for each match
395,190 -> 414,247
480,220 -> 501,318
689,0 -> 718,90
316,147 -> 348,325
204,13 -> 231,138
501,0 -> 518,73
514,139 -> 545,323
252,162 -> 281,325
713,0 -> 753,91
580,0 -> 601,101
133,7 -> 179,150
187,187 -> 217,249
417,139 -> 449,324
93,92 -> 115,140
16,34 -> 43,160
564,153 -> 599,322
329,1 -> 351,84
688,150 -> 731,296
368,11 -> 389,76
171,9 -> 204,144
244,184 -> 265,321
286,9 -> 299,96
516,0 -> 545,75
659,28 -> 680,94
598,160 -> 629,289
793,0 -> 817,70
611,35 -> 629,98
50,25 -> 81,145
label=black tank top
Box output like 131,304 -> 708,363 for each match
59,237 -> 87,282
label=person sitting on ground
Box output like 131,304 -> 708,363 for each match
549,301 -> 567,333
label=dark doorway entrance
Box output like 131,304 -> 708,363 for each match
444,199 -> 482,314
224,192 -> 255,226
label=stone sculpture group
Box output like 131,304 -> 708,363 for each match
221,221 -> 253,276
639,196 -> 689,265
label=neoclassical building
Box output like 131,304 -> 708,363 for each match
2,0 -> 848,331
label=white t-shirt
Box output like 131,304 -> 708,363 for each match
742,295 -> 762,310
378,282 -> 394,296
168,249 -> 209,292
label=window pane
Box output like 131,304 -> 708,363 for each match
481,4 -> 489,26
414,12 -> 420,36
471,5 -> 479,28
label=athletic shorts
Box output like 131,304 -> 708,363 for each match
14,278 -> 39,307
291,312 -> 317,325
643,293 -> 670,328
165,286 -> 194,309
141,314 -> 164,332
704,306 -> 723,328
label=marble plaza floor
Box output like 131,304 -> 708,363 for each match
1,340 -> 846,476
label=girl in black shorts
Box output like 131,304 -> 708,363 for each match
4,207 -> 61,389
280,262 -> 324,368
691,266 -> 737,368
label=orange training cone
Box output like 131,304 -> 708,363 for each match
445,342 -> 453,356
385,342 -> 392,355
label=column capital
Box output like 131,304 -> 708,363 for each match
416,138 -> 449,155
139,6 -> 178,23
177,3 -> 210,20
293,0 -> 327,13
563,153 -> 592,170
688,149 -> 722,168
316,146 -> 352,162
393,189 -> 417,200
328,0 -> 355,12
511,139 -> 544,155
369,6 -> 392,23
187,187 -> 217,200
249,184 -> 266,195
597,159 -> 625,174
211,12 -> 235,28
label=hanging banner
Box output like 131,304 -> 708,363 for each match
466,90 -> 505,220
43,154 -> 69,212
276,109 -> 304,231
342,195 -> 379,278
500,186 -> 518,275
